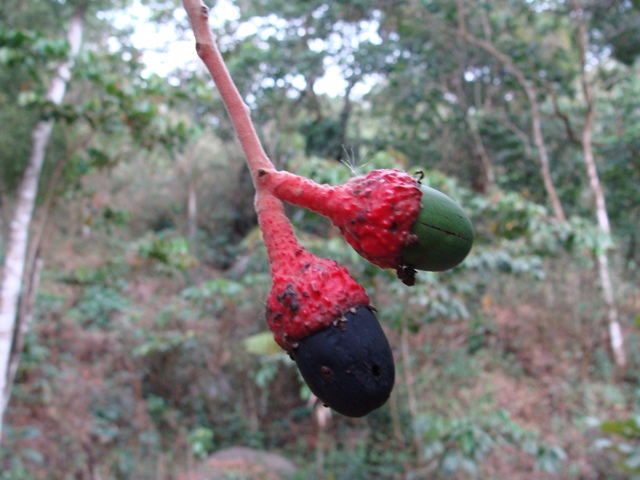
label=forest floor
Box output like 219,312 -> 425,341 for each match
4,229 -> 638,479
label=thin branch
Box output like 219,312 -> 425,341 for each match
478,3 -> 493,42
451,4 -> 567,221
500,116 -> 533,160
450,72 -> 495,191
182,0 -> 296,273
547,81 -> 603,149
182,0 -> 274,182
549,86 -> 581,146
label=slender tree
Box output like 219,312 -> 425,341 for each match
572,1 -> 625,367
452,0 -> 566,221
0,6 -> 85,439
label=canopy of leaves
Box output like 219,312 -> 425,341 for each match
1,0 -> 640,479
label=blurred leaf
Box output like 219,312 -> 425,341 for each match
243,331 -> 282,356
601,417 -> 640,438
188,427 -> 215,459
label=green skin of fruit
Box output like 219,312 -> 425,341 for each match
402,184 -> 474,272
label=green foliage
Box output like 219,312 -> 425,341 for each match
0,3 -> 199,203
133,329 -> 197,357
137,231 -> 197,273
2,1 -> 640,479
595,414 -> 640,477
71,49 -> 193,153
0,27 -> 69,79
385,272 -> 470,329
416,410 -> 566,476
460,187 -> 606,281
295,438 -> 407,480
243,331 -> 281,356
181,276 -> 256,315
0,467 -> 36,480
301,118 -> 345,160
188,426 -> 215,460
0,426 -> 43,478
67,285 -> 129,330
466,315 -> 495,354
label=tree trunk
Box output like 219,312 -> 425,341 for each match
6,254 -> 44,400
0,8 -> 85,440
5,138 -> 71,417
450,73 -> 496,193
468,114 -> 495,193
573,3 -> 626,368
453,0 -> 567,221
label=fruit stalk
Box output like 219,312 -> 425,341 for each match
182,0 -> 275,183
259,169 -> 422,269
182,0 -> 373,347
183,0 -> 396,417
255,190 -> 370,350
260,168 -> 474,284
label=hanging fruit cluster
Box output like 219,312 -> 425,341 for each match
257,167 -> 473,417
182,0 -> 474,417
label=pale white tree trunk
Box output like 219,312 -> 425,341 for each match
0,9 -> 85,440
582,97 -> 625,366
187,175 -> 198,240
177,139 -> 203,242
573,3 -> 626,367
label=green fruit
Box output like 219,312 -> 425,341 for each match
402,184 -> 474,271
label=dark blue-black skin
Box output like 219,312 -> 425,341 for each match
291,306 -> 395,417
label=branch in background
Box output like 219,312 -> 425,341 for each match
449,71 -> 495,193
548,85 -> 581,146
337,79 -> 356,159
6,257 -> 43,401
500,116 -> 534,161
6,143 -> 71,398
477,1 -> 493,42
448,1 -> 567,222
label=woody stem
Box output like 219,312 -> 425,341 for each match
182,0 -> 296,270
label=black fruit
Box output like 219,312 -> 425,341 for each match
291,306 -> 395,417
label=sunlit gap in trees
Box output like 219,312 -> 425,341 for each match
97,0 -> 383,97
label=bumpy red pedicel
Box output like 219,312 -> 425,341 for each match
260,169 -> 422,271
257,191 -> 370,350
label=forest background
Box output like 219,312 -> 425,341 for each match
1,0 -> 640,478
